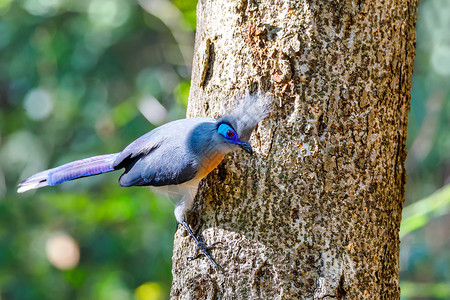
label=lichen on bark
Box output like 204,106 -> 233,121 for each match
171,0 -> 418,299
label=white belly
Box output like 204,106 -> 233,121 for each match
151,179 -> 200,223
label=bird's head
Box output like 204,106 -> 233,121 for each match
216,121 -> 253,155
190,92 -> 272,157
214,92 -> 272,155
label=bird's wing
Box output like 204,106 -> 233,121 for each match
112,130 -> 161,170
113,118 -> 215,187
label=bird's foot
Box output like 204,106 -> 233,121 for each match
187,241 -> 223,261
181,221 -> 222,271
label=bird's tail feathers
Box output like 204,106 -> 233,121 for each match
18,153 -> 120,193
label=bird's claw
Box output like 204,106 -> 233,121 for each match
181,221 -> 222,271
187,241 -> 223,261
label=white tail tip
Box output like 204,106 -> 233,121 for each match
17,182 -> 40,193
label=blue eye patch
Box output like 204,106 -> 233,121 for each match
218,123 -> 239,142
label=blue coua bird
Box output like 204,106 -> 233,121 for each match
18,93 -> 271,270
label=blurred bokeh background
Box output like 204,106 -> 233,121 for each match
0,0 -> 448,299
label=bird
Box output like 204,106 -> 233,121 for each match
17,92 -> 272,270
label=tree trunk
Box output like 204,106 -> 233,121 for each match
171,0 -> 418,299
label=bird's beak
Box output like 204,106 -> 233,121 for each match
238,142 -> 253,155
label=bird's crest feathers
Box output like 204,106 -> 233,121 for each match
219,92 -> 273,142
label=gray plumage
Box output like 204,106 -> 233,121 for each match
113,118 -> 216,187
17,92 -> 272,270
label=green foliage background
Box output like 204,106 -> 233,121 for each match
0,0 -> 448,299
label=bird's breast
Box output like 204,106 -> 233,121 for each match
195,153 -> 226,180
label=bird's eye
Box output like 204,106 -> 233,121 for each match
218,123 -> 237,140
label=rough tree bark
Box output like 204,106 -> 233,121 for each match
171,0 -> 418,299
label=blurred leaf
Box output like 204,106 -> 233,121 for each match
401,281 -> 450,299
0,0 -> 190,298
134,282 -> 165,300
174,80 -> 190,107
172,0 -> 197,30
400,184 -> 450,239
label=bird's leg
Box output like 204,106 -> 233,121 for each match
187,241 -> 223,261
181,221 -> 221,271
